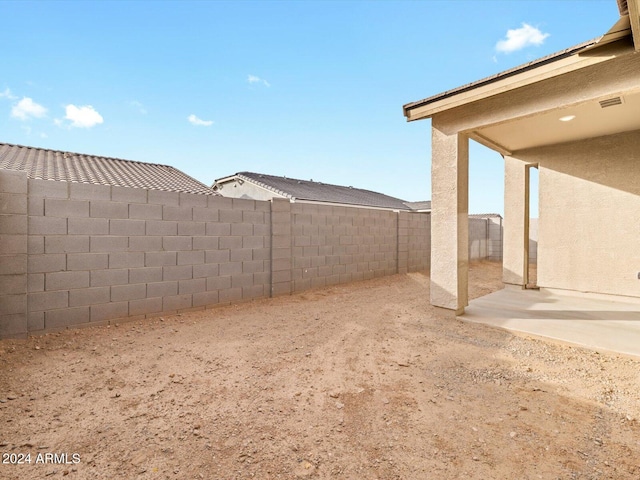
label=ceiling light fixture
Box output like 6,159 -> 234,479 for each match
559,115 -> 576,122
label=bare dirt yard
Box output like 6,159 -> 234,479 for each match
1,261 -> 640,479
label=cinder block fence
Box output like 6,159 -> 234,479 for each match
0,169 -> 431,338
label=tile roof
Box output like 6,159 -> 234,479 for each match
0,143 -> 216,195
230,172 -> 412,210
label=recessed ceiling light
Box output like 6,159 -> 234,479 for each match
559,115 -> 576,122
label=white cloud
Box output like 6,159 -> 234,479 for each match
496,23 -> 549,53
247,74 -> 271,87
187,114 -> 213,127
0,88 -> 17,100
11,97 -> 47,120
64,104 -> 104,128
130,100 -> 147,115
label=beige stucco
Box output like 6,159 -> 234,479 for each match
408,27 -> 640,311
517,130 -> 640,299
214,178 -> 285,201
430,124 -> 468,314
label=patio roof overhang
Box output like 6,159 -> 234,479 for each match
403,4 -> 640,155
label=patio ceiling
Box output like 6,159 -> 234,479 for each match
471,89 -> 640,154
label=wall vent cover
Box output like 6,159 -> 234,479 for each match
599,97 -> 623,108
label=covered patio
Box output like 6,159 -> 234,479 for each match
463,286 -> 640,357
403,0 -> 640,325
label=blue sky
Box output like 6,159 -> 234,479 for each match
0,0 -> 619,214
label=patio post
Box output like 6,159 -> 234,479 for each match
430,123 -> 469,315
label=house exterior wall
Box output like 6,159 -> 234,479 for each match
517,130 -> 640,299
0,176 -> 435,338
216,179 -> 285,201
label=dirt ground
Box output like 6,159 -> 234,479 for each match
1,261 -> 639,480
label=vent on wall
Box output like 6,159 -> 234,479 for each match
599,97 -> 623,108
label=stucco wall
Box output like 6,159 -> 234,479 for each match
517,130 -> 640,298
216,179 -> 282,201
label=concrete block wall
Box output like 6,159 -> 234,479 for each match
288,203 -> 398,292
1,175 -> 440,337
18,180 -> 271,335
0,170 -> 28,337
405,211 -> 431,272
469,218 -> 489,260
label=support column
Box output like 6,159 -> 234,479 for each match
503,155 -> 527,286
430,124 -> 469,314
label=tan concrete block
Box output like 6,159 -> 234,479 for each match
129,203 -> 162,220
178,221 -> 205,236
69,287 -> 110,307
0,254 -> 26,275
29,216 -> 67,235
28,179 -> 67,198
0,313 -> 27,337
90,269 -> 129,287
109,251 -> 144,269
110,219 -> 146,236
163,205 -> 192,221
28,290 -> 68,311
111,283 -> 147,302
45,306 -> 90,329
162,294 -> 192,311
148,189 -> 179,206
91,301 -> 128,322
90,201 -> 128,219
90,236 -> 129,252
178,278 -> 206,294
204,249 -> 229,264
147,281 -> 178,298
219,262 -> 242,276
27,273 -> 44,292
207,275 -> 231,291
163,236 -> 192,251
145,251 -> 177,267
129,267 -> 163,284
68,217 -> 109,235
208,196 -> 232,208
177,250 -> 204,265
27,311 -> 44,332
162,265 -> 192,281
0,169 -> 27,194
0,193 -> 27,214
129,297 -> 163,316
27,254 -> 64,273
192,290 -> 219,307
69,183 -> 110,201
45,198 -> 89,217
112,186 -> 147,204
219,209 -> 243,223
219,287 -> 242,303
1,234 -> 28,254
192,207 -> 218,222
230,249 -> 252,262
205,222 -> 231,236
177,192 -> 206,207
146,220 -> 177,236
45,235 -> 89,254
128,236 -> 163,252
193,263 -> 218,278
67,253 -> 108,271
45,271 -> 89,291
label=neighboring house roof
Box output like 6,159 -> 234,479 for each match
0,143 -> 216,195
215,171 -> 413,210
404,201 -> 431,211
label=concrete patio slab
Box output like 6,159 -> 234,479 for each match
461,286 -> 640,358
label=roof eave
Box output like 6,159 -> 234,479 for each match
402,22 -> 636,122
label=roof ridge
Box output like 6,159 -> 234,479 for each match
0,142 -> 175,169
238,171 -> 408,200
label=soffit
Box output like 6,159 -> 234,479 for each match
472,90 -> 640,153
